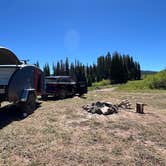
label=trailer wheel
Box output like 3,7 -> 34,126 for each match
20,93 -> 36,115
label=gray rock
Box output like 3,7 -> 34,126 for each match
95,101 -> 103,107
101,106 -> 109,115
104,102 -> 113,107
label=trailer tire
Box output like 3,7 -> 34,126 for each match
20,92 -> 36,115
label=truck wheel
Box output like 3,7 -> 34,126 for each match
59,89 -> 66,99
41,94 -> 48,100
79,93 -> 84,97
20,93 -> 36,115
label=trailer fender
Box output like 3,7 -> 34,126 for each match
20,89 -> 35,102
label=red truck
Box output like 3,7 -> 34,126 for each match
42,76 -> 87,99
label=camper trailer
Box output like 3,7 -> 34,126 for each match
0,47 -> 44,114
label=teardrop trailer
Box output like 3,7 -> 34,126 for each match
0,47 -> 44,114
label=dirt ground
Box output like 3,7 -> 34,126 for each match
0,89 -> 166,166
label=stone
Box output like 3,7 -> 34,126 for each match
100,106 -> 109,115
104,102 -> 113,107
95,101 -> 103,107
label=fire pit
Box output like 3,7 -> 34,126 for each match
82,100 -> 131,115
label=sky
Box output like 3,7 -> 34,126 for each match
0,0 -> 166,71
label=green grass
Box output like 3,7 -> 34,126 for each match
88,79 -> 112,91
88,69 -> 166,91
117,80 -> 150,91
118,69 -> 166,91
92,79 -> 111,86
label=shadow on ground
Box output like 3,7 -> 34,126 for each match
39,94 -> 87,101
0,102 -> 41,129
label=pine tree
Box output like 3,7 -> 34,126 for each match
137,63 -> 141,80
48,52 -> 141,86
122,55 -> 129,83
65,57 -> 69,75
110,52 -> 120,83
69,62 -> 75,78
52,63 -> 56,76
36,61 -> 40,68
105,52 -> 112,78
97,56 -> 105,81
56,61 -> 61,75
34,61 -> 40,68
135,62 -> 141,80
60,60 -> 65,75
43,63 -> 50,76
92,64 -> 97,82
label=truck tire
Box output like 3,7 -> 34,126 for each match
59,89 -> 66,99
78,93 -> 84,97
19,93 -> 36,115
41,94 -> 48,100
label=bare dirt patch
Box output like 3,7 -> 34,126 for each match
0,89 -> 166,165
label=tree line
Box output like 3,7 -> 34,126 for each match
39,51 -> 141,86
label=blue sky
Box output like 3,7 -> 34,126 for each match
0,0 -> 166,71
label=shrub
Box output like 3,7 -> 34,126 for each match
118,69 -> 166,90
149,70 -> 166,89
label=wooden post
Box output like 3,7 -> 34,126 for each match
136,103 -> 145,114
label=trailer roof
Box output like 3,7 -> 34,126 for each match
0,47 -> 21,65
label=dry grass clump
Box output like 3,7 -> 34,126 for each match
0,89 -> 166,165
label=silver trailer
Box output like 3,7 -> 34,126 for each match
0,47 -> 44,114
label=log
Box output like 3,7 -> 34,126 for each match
136,103 -> 145,114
